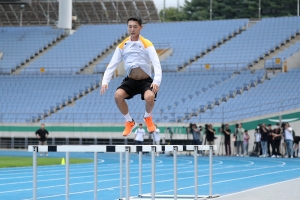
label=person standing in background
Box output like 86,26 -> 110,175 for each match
199,125 -> 203,155
284,123 -> 294,158
260,124 -> 268,157
35,123 -> 49,157
236,123 -> 244,156
192,124 -> 201,156
192,124 -> 200,145
267,124 -> 274,157
272,123 -> 282,158
134,123 -> 146,145
244,130 -> 250,156
153,124 -> 160,156
232,132 -> 237,156
224,124 -> 231,156
254,128 -> 261,156
206,124 -> 215,155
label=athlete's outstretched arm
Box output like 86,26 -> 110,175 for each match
100,47 -> 122,95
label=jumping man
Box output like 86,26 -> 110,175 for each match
100,16 -> 162,136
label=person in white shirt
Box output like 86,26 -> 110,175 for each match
254,128 -> 261,156
134,123 -> 146,145
152,124 -> 160,156
100,16 -> 162,137
284,123 -> 294,158
152,124 -> 160,145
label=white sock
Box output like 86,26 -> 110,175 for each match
123,113 -> 132,122
144,111 -> 151,118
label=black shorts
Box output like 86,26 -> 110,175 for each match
117,77 -> 157,100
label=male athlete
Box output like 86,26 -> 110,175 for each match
100,16 -> 162,137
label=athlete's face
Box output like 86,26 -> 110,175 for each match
127,20 -> 142,41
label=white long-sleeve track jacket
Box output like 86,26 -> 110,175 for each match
102,35 -> 162,86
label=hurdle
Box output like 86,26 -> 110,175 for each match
28,145 -> 219,200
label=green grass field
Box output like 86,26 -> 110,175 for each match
0,156 -> 93,168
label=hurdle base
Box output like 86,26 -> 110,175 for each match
207,194 -> 220,198
120,194 -> 220,200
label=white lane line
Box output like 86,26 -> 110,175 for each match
152,167 -> 300,195
0,158 -> 220,180
0,159 -> 233,185
0,159 -> 255,187
0,156 -> 191,176
1,161 -> 282,194
20,165 -> 300,200
0,160 -> 226,186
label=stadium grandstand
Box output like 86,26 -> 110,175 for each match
1,1 -> 300,199
0,0 -> 300,149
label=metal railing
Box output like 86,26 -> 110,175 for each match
264,58 -> 284,71
160,62 -> 251,72
0,67 -> 88,75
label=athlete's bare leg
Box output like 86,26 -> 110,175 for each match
144,90 -> 155,114
115,89 -> 129,115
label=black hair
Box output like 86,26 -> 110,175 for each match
139,123 -> 143,126
127,16 -> 142,26
268,124 -> 272,126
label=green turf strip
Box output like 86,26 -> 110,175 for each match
0,156 -> 92,168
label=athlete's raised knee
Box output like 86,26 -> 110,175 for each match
144,91 -> 155,102
115,89 -> 127,102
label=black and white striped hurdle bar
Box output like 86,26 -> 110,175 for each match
28,145 -> 219,200
28,145 -> 216,153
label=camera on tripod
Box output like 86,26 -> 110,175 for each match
281,122 -> 286,129
205,124 -> 209,131
189,123 -> 194,133
220,124 -> 225,133
188,123 -> 202,132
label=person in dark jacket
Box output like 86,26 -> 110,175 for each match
35,123 -> 49,157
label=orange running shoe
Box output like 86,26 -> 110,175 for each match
122,120 -> 136,137
144,116 -> 156,132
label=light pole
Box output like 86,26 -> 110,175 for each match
20,4 -> 24,27
297,0 -> 299,17
210,0 -> 212,20
47,0 -> 50,26
258,0 -> 261,20
163,0 -> 166,22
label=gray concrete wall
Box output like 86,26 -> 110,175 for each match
286,51 -> 300,70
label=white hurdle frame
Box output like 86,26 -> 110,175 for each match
28,145 -> 219,200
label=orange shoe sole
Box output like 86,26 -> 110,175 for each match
122,123 -> 136,137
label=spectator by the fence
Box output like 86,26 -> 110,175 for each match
260,124 -> 268,157
224,124 -> 231,156
284,123 -> 294,158
244,130 -> 250,156
235,123 -> 244,156
267,124 -> 274,157
254,128 -> 261,156
272,123 -> 282,158
134,123 -> 145,145
35,123 -> 49,157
